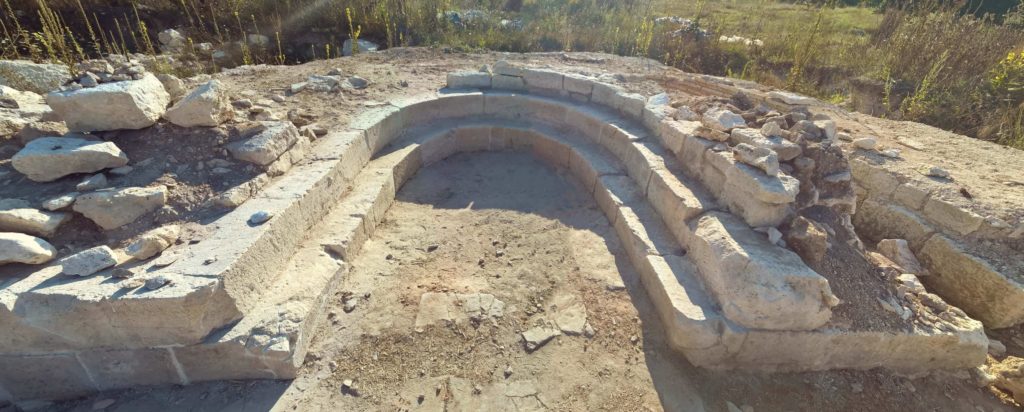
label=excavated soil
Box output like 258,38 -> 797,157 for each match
3,48 -> 1022,411
44,152 -> 1014,412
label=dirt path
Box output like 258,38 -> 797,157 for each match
44,152 -> 1014,412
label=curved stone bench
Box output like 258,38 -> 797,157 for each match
0,71 -> 987,402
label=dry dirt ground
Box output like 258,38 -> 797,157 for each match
4,48 -> 1022,411
43,152 -> 1014,411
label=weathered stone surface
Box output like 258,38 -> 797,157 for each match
0,232 -> 56,265
0,203 -> 70,237
918,234 -> 1024,329
16,120 -> 67,145
227,121 -> 300,166
732,143 -> 779,176
73,186 -> 168,230
877,238 -> 924,275
522,325 -> 561,352
59,245 -> 117,276
164,80 -> 233,127
75,173 -> 108,191
731,127 -> 802,161
156,73 -> 186,101
46,73 -> 170,132
785,216 -> 829,265
991,357 -> 1024,405
702,107 -> 746,131
0,60 -> 71,93
126,225 -> 181,260
686,212 -> 835,330
41,192 -> 78,211
768,90 -> 816,106
446,71 -> 492,89
12,137 -> 128,182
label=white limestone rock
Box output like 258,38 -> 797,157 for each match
853,137 -> 877,150
0,202 -> 70,238
164,80 -> 233,127
731,127 -> 802,161
0,60 -> 71,93
41,193 -> 79,211
702,107 -> 747,131
126,224 -> 181,260
46,73 -> 170,132
226,121 -> 300,166
0,232 -> 56,265
156,73 -> 186,102
768,90 -> 816,106
12,137 -> 128,182
446,71 -> 492,89
733,143 -> 780,176
877,239 -> 925,275
73,186 -> 169,230
59,245 -> 117,276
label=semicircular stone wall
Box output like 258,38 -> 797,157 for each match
0,66 -> 988,402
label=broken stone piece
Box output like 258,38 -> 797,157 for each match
12,137 -> 129,182
73,186 -> 169,230
60,245 -> 117,276
522,325 -> 561,352
0,232 -> 56,265
126,224 -> 181,260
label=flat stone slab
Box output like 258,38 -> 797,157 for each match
12,137 -> 129,182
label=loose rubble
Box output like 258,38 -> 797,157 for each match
12,137 -> 129,182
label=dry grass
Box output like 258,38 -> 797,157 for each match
2,0 -> 1024,148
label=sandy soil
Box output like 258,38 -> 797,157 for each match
41,152 -> 1015,412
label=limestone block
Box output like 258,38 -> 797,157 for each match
877,238 -> 924,275
893,185 -> 930,210
0,232 -> 56,265
613,202 -> 683,267
854,200 -> 935,247
12,137 -> 128,182
0,206 -> 69,238
530,134 -> 572,170
919,235 -> 1024,329
77,348 -> 183,390
522,68 -> 563,93
594,175 -> 643,225
126,225 -> 181,260
613,92 -> 646,119
685,212 -> 835,331
446,71 -> 492,89
730,127 -> 801,161
564,104 -> 615,142
59,245 -> 117,276
164,80 -> 233,127
491,74 -> 525,91
563,74 -> 595,97
591,82 -> 624,108
724,163 -> 800,204
849,159 -> 900,198
677,134 -> 715,177
227,121 -> 300,166
658,120 -> 700,155
0,60 -> 71,93
73,186 -> 168,230
922,197 -> 984,236
702,107 -> 746,131
0,354 -> 96,401
46,73 -> 170,132
640,254 -> 724,350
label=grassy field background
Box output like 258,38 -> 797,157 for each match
2,0 -> 1023,148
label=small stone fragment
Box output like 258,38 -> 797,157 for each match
522,325 -> 561,352
877,239 -> 924,276
76,173 -> 108,191
144,275 -> 171,290
111,267 -> 135,279
853,137 -> 877,150
702,107 -> 747,131
126,225 -> 181,260
60,245 -> 117,276
249,210 -> 273,225
926,166 -> 951,179
733,143 -> 780,176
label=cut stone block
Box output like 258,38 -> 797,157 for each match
685,212 -> 835,331
447,71 -> 492,89
919,235 -> 1024,329
227,121 -> 300,166
73,186 -> 168,230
